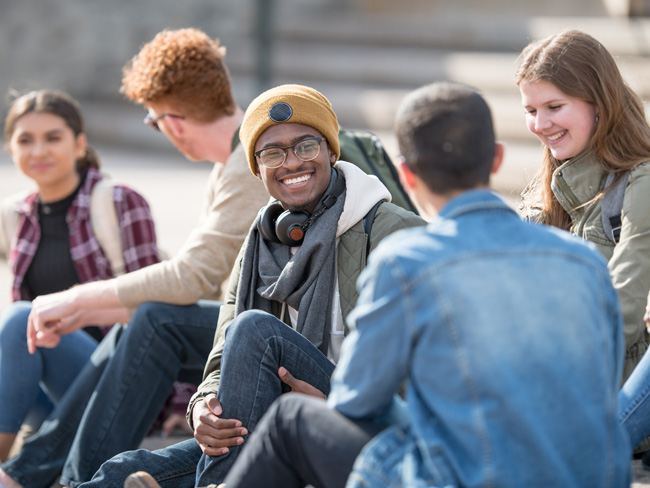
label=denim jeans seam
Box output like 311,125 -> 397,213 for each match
156,466 -> 198,481
75,321 -> 160,479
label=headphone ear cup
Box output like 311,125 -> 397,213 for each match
275,210 -> 310,246
257,202 -> 284,243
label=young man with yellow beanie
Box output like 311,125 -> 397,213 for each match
80,84 -> 424,488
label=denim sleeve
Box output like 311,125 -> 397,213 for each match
328,253 -> 413,420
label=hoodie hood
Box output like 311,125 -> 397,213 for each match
334,161 -> 391,238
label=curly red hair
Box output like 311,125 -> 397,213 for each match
121,28 -> 236,122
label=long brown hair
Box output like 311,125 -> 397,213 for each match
4,89 -> 100,171
515,29 -> 650,230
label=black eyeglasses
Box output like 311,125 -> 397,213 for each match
254,137 -> 324,169
143,112 -> 186,132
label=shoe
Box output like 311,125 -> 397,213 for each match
124,472 -> 161,488
642,450 -> 650,471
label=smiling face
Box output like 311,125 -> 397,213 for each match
520,79 -> 598,161
254,123 -> 335,214
8,111 -> 84,201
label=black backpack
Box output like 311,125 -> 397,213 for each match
338,129 -> 418,215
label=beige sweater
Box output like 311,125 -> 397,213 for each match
115,144 -> 269,309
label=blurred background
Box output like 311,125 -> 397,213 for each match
1,0 -> 650,308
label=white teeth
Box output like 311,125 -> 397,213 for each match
547,131 -> 566,142
283,174 -> 311,186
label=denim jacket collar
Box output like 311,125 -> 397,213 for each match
438,189 -> 515,221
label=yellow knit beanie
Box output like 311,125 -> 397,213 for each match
240,84 -> 340,175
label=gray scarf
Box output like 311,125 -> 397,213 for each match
235,168 -> 347,354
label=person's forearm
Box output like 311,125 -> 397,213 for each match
81,306 -> 132,326
71,279 -> 122,310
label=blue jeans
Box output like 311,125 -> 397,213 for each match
1,301 -> 220,488
0,301 -> 97,433
620,346 -> 650,448
83,310 -> 336,488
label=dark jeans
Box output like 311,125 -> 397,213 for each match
1,301 -> 220,488
82,310 -> 337,487
224,394 -> 385,488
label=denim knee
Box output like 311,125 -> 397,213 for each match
225,310 -> 283,343
0,301 -> 32,349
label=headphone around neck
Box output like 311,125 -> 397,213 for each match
257,192 -> 339,247
257,202 -> 310,246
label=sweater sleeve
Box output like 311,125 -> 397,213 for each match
114,146 -> 269,308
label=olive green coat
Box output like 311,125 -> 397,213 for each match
526,151 -> 650,384
187,200 -> 424,423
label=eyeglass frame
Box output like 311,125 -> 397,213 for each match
143,111 -> 186,132
254,137 -> 325,169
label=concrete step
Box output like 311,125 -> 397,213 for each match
221,14 -> 650,141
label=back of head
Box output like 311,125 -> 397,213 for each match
4,89 -> 99,170
121,28 -> 236,122
395,82 -> 495,194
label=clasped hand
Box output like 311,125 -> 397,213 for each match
192,367 -> 325,456
27,288 -> 83,353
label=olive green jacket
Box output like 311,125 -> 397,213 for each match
526,151 -> 650,383
187,184 -> 424,425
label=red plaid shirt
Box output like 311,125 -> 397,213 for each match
8,168 -> 160,303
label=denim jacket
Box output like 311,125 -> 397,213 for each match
329,190 -> 630,488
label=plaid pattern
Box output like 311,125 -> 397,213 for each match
8,168 -> 160,303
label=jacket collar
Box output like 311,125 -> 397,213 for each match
551,150 -> 606,212
15,168 -> 103,223
439,189 -> 515,220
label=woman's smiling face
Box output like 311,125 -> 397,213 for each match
520,79 -> 598,161
8,111 -> 84,200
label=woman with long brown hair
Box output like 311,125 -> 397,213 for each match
517,29 -> 650,388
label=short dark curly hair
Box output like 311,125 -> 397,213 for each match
121,28 -> 236,122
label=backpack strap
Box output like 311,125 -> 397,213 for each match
601,171 -> 630,245
90,179 -> 126,276
0,192 -> 29,259
363,200 -> 384,258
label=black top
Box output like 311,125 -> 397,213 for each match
23,174 -> 104,342
24,187 -> 81,298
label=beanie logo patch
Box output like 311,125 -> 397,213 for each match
269,102 -> 293,123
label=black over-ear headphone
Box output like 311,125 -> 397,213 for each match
257,202 -> 311,246
257,191 -> 341,246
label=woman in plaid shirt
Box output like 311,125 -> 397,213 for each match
0,90 -> 160,461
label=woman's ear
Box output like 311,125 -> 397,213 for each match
75,133 -> 88,159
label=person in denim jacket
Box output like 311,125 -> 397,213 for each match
217,82 -> 631,488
